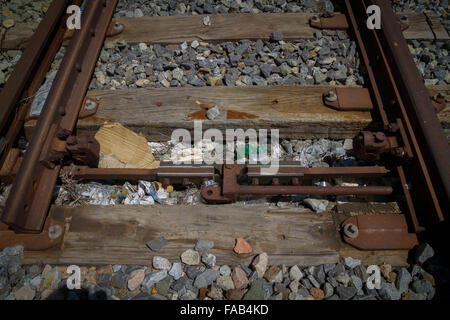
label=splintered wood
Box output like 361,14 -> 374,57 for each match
94,123 -> 160,169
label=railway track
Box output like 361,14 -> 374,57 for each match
0,0 -> 449,301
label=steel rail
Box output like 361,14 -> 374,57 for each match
246,165 -> 390,178
0,0 -> 71,134
232,185 -> 393,196
2,0 -> 119,233
66,165 -> 216,182
0,0 -> 83,183
372,0 -> 449,219
344,0 -> 446,232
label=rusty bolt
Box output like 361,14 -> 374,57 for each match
375,132 -> 386,142
56,128 -> 71,140
325,90 -> 337,102
343,223 -> 359,239
311,15 -> 320,23
400,16 -> 409,23
58,105 -> 66,116
66,136 -> 77,146
48,225 -> 62,240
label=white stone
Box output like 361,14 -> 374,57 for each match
153,256 -> 172,270
191,40 -> 200,49
289,265 -> 304,281
343,139 -> 353,150
181,249 -> 200,265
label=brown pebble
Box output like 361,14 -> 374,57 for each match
234,237 -> 252,254
231,268 -> 249,289
226,288 -> 246,300
199,287 -> 208,300
310,287 -> 325,300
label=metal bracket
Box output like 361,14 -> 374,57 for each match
310,14 -> 349,30
201,164 -> 393,204
0,217 -> 64,250
342,214 -> 418,250
65,134 -> 100,167
41,133 -> 100,170
354,118 -> 413,162
323,88 -> 373,111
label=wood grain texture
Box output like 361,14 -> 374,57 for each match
24,85 -> 372,141
95,123 -> 160,169
104,12 -> 450,44
21,204 -> 408,267
401,13 -> 449,40
24,85 -> 450,141
3,12 -> 447,49
108,13 -> 314,44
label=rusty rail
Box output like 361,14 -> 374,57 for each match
0,0 -> 82,184
0,0 -> 71,134
373,0 -> 449,221
0,0 -> 446,253
201,164 -> 392,204
1,0 -> 119,233
66,164 -> 216,184
344,0 -> 447,233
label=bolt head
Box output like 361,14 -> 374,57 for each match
375,132 -> 386,141
343,223 -> 359,239
325,90 -> 337,102
48,225 -> 62,240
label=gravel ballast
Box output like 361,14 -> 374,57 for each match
89,31 -> 363,90
0,0 -> 52,92
114,0 -> 336,17
0,243 -> 438,300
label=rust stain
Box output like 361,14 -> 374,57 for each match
188,110 -> 208,120
227,110 -> 258,120
187,102 -> 216,120
79,115 -> 117,124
